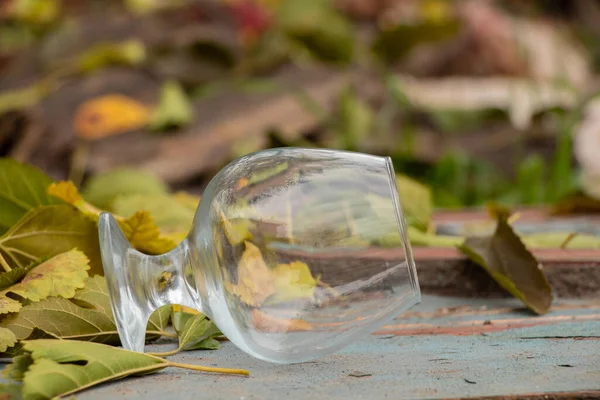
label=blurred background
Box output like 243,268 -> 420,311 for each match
2,0 -> 600,210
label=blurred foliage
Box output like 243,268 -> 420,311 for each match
0,0 -> 599,210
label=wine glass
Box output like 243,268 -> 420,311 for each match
99,148 -> 421,364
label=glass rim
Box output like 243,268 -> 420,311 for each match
384,156 -> 422,303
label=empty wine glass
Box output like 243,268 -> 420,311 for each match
99,148 -> 421,364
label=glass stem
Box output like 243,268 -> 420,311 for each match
99,213 -> 205,353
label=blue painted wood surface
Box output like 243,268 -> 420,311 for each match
66,295 -> 600,400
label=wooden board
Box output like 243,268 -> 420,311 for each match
72,295 -> 600,400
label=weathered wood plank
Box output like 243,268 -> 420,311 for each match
72,295 -> 600,400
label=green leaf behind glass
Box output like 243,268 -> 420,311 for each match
0,159 -> 62,233
112,193 -> 195,233
81,168 -> 169,211
458,212 -> 554,315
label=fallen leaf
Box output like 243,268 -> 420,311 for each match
176,313 -> 222,352
18,340 -> 167,399
76,40 -> 146,73
112,193 -> 195,233
2,354 -> 32,381
149,80 -> 193,132
551,191 -> 600,215
0,327 -> 17,352
267,261 -> 316,304
226,241 -> 276,307
9,0 -> 60,24
458,210 -> 554,315
81,168 -> 168,211
336,86 -> 373,150
2,276 -> 173,346
0,158 -> 62,234
372,19 -> 460,64
171,304 -> 201,335
119,211 -> 178,254
49,181 -> 176,255
73,94 -> 150,140
124,0 -> 186,15
172,192 -> 201,211
47,181 -> 102,220
0,84 -> 45,116
0,205 -> 101,275
396,174 -> 433,231
219,212 -> 254,246
250,309 -> 313,333
16,339 -> 247,399
276,0 -> 354,64
0,250 -> 89,315
0,268 -> 29,291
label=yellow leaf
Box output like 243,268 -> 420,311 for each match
225,241 -> 275,307
73,94 -> 150,140
119,211 -> 178,254
267,261 -> 316,304
219,211 -> 254,246
173,191 -> 200,211
0,326 -> 16,352
48,181 -> 103,220
250,309 -> 313,333
0,250 -> 89,314
48,181 -> 177,255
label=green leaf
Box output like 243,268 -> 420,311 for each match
0,85 -> 45,116
48,181 -> 179,255
372,20 -> 461,64
20,340 -> 168,399
82,168 -> 168,211
0,159 -> 62,233
396,175 -> 433,231
276,0 -> 354,64
0,327 -> 17,352
551,191 -> 600,215
0,250 -> 89,314
119,211 -> 178,254
147,305 -> 172,336
3,354 -> 33,381
366,175 -> 433,234
149,80 -> 194,132
458,211 -> 554,315
517,154 -> 545,205
0,268 -> 29,291
1,297 -> 118,344
10,0 -> 60,24
0,205 -> 102,275
77,40 -> 146,73
16,339 -> 247,399
177,313 -> 221,351
112,193 -> 195,233
336,87 -> 373,150
2,276 -> 172,345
